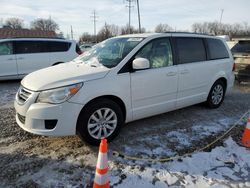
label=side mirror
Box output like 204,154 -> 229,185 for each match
132,58 -> 150,70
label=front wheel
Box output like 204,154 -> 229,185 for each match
206,80 -> 226,108
76,99 -> 124,145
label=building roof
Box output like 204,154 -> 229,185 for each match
0,28 -> 58,39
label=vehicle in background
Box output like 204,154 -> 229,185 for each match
0,38 -> 80,80
80,43 -> 94,53
14,33 -> 234,145
231,39 -> 250,83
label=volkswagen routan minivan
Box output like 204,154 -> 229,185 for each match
14,33 -> 235,145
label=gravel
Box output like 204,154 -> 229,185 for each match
0,81 -> 250,187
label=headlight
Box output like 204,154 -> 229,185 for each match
37,83 -> 83,104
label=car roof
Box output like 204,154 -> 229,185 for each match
114,32 -> 217,39
0,38 -> 75,43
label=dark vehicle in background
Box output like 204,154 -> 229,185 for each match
231,40 -> 250,83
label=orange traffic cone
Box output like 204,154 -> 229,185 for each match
242,117 -> 250,147
93,139 -> 110,188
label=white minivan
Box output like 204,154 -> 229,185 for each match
14,33 -> 235,145
0,38 -> 81,80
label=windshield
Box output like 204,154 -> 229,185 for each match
231,41 -> 250,53
75,37 -> 144,68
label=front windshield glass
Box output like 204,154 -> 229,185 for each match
75,37 -> 144,68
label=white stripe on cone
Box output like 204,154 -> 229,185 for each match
96,153 -> 108,169
94,172 -> 109,185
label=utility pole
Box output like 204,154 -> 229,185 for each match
91,10 -> 98,43
126,0 -> 134,34
219,9 -> 224,25
70,25 -> 73,40
136,0 -> 141,33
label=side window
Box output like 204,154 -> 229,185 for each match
176,37 -> 206,64
135,38 -> 173,68
48,42 -> 71,52
15,41 -> 47,54
0,42 -> 13,55
207,38 -> 229,60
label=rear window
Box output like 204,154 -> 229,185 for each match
207,38 -> 229,60
176,37 -> 206,64
231,41 -> 250,53
15,41 -> 47,54
48,41 -> 71,52
15,40 -> 71,54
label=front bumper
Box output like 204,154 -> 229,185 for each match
15,99 -> 84,136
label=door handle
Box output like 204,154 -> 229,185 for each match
7,58 -> 14,61
166,72 -> 177,76
180,69 -> 189,74
17,57 -> 24,60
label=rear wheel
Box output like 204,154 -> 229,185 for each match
76,99 -> 124,145
206,80 -> 226,108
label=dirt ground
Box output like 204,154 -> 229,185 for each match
0,80 -> 250,187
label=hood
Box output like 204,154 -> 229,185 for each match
21,62 -> 110,91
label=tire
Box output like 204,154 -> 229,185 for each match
206,80 -> 226,108
76,98 -> 124,145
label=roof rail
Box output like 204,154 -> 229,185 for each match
163,31 -> 214,36
0,36 -> 65,40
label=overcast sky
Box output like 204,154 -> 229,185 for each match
0,0 -> 250,39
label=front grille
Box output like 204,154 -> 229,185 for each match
17,113 -> 26,124
17,87 -> 33,104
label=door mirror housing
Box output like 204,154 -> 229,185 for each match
132,58 -> 150,70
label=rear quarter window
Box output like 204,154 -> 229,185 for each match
176,37 -> 206,64
48,41 -> 71,52
207,38 -> 229,60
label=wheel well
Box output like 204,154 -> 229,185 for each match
82,95 -> 126,121
216,77 -> 227,89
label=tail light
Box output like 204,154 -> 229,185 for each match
77,50 -> 82,55
76,45 -> 82,55
232,62 -> 236,71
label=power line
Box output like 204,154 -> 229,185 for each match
136,0 -> 141,33
91,10 -> 98,42
219,9 -> 224,24
126,0 -> 134,34
70,25 -> 73,40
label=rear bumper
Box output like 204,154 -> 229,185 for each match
227,72 -> 235,93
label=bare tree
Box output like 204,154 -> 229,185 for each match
155,23 -> 173,33
79,32 -> 94,43
97,23 -> 113,41
30,18 -> 59,31
192,21 -> 250,36
3,18 -> 24,29
120,24 -> 141,35
0,18 -> 3,28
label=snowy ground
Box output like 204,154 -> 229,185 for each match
0,81 -> 250,187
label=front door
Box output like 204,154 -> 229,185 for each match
130,37 -> 178,120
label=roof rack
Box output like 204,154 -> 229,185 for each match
0,37 -> 65,39
163,31 -> 214,36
